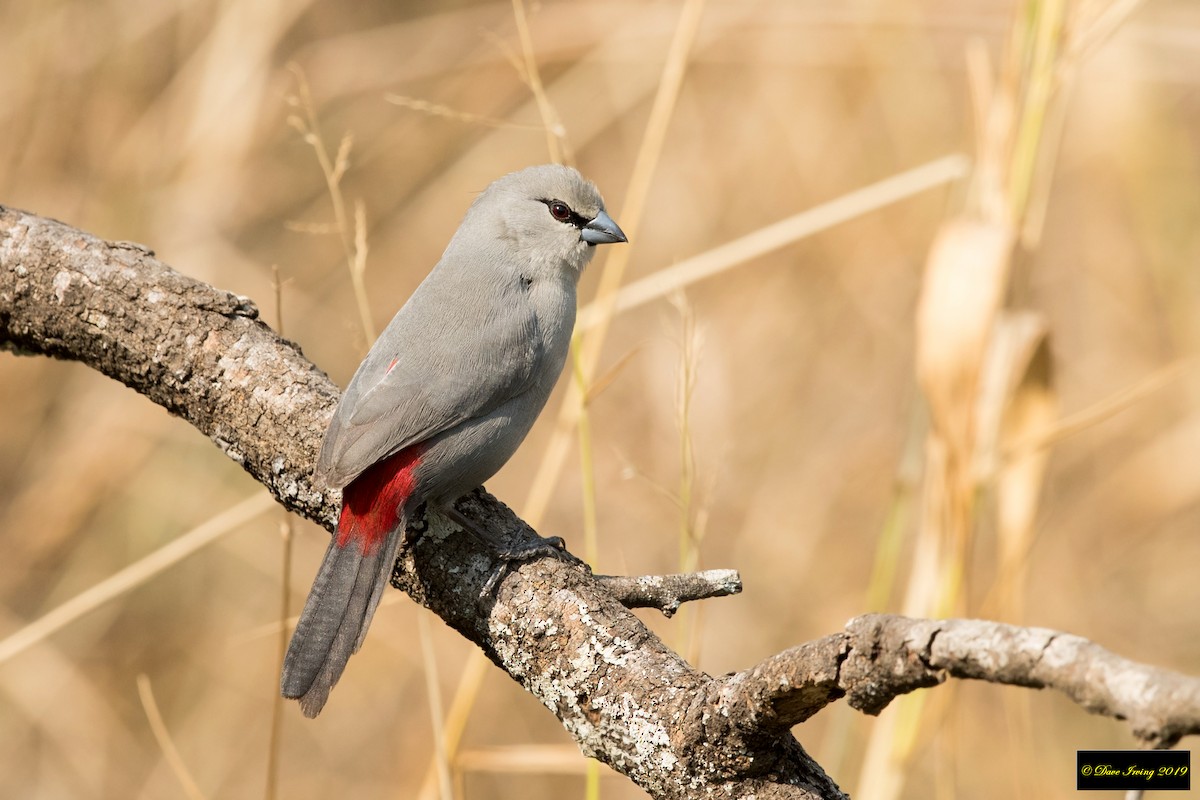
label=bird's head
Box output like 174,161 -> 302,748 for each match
466,164 -> 627,278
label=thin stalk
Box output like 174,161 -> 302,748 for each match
287,65 -> 375,342
137,674 -> 207,800
264,517 -> 293,800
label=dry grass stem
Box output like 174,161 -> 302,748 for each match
415,655 -> 489,800
456,745 -> 595,775
510,0 -> 571,165
985,312 -> 1056,620
573,345 -> 601,569
137,674 -> 208,800
1006,358 -> 1191,459
582,346 -> 642,405
264,516 -> 294,800
384,94 -> 545,130
1069,0 -> 1148,59
670,292 -> 703,575
282,220 -> 340,235
522,0 -> 707,525
417,611 -> 455,800
287,65 -> 376,342
576,155 -> 971,331
0,492 -> 276,666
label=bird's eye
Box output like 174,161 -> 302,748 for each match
548,201 -> 572,222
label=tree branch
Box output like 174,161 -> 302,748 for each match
3,205 -> 1197,798
725,615 -> 1200,748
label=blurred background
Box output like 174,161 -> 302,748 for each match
1,0 -> 1198,798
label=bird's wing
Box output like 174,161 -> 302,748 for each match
315,271 -> 540,489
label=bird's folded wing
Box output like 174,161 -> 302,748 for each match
315,278 -> 540,489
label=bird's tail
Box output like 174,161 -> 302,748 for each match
280,514 -> 404,718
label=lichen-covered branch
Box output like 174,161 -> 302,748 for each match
725,614 -> 1200,749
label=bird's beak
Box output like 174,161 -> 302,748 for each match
581,210 -> 628,245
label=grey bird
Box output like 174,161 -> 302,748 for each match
281,164 -> 627,717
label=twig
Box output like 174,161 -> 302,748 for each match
595,570 -> 741,618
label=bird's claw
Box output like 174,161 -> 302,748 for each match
442,505 -> 587,595
479,535 -> 588,597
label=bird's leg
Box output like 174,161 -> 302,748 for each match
442,505 -> 586,595
400,503 -> 429,548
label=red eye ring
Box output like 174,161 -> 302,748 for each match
549,201 -> 571,222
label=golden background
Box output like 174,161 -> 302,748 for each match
0,0 -> 1197,798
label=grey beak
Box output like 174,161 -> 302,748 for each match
581,210 -> 628,245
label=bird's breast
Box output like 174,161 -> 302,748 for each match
524,275 -> 577,383
412,275 -> 579,506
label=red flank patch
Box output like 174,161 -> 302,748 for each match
336,443 -> 426,555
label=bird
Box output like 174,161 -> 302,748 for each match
281,164 -> 627,718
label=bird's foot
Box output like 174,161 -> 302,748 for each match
481,535 -> 587,595
442,506 -> 586,596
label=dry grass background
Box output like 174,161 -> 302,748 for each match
1,0 -> 1199,798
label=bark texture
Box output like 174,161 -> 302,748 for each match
3,205 -> 1197,797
